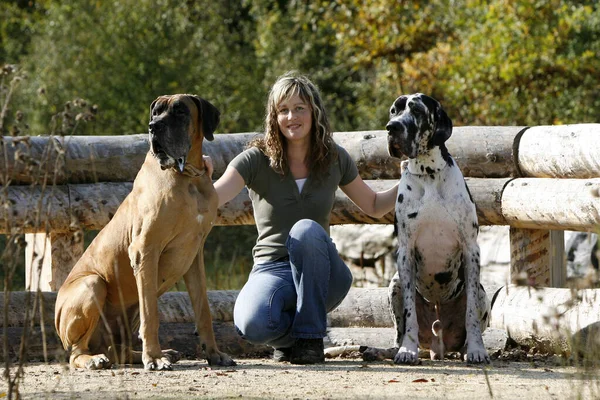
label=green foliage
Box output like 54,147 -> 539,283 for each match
437,0 -> 600,125
307,0 -> 600,127
5,0 -> 600,134
13,0 -> 265,135
0,1 -> 47,63
203,226 -> 255,290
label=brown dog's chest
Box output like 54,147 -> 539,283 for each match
151,176 -> 216,291
99,162 -> 217,304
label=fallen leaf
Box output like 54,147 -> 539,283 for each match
0,392 -> 6,398
388,379 -> 401,383
412,378 -> 429,383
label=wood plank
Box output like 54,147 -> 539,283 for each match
490,285 -> 600,354
0,178 -> 511,232
0,127 -> 524,185
509,228 -> 563,287
518,124 -> 600,178
502,178 -> 600,231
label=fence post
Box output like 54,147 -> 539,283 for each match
24,232 -> 83,291
509,228 -> 565,287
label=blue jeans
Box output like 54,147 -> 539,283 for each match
233,219 -> 353,348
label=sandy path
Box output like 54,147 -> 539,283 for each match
7,356 -> 599,400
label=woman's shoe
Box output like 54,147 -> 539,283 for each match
272,347 -> 292,362
290,338 -> 325,364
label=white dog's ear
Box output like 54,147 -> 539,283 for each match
191,96 -> 220,141
433,105 -> 452,145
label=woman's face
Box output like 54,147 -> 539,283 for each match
276,94 -> 312,145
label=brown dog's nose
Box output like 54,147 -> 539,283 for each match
148,119 -> 164,133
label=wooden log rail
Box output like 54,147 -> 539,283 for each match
3,286 -> 598,361
3,124 -> 600,186
0,288 -> 395,361
1,124 -> 600,360
1,124 -> 600,290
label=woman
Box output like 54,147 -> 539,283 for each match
208,72 -> 398,364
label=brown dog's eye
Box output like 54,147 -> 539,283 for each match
152,106 -> 163,116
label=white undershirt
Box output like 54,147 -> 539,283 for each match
295,178 -> 307,193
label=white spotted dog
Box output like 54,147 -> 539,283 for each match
362,93 -> 490,365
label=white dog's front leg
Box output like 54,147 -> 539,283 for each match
393,248 -> 420,365
464,244 -> 490,364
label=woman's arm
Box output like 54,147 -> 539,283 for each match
204,156 -> 246,207
340,175 -> 398,218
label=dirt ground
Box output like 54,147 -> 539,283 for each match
3,228 -> 598,399
4,353 -> 600,400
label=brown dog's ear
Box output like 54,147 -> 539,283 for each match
191,96 -> 220,141
150,97 -> 160,120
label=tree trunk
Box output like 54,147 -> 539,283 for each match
517,124 -> 600,178
490,285 -> 600,355
0,127 -> 533,185
502,178 -> 600,231
0,178 -> 520,232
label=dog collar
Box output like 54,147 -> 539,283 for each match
405,148 -> 449,176
179,163 -> 206,177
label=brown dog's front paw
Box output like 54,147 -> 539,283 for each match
83,354 -> 112,370
207,351 -> 236,367
144,356 -> 173,371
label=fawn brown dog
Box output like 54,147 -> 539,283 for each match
55,94 -> 235,370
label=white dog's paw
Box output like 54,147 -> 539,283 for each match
393,346 -> 421,365
465,347 -> 490,364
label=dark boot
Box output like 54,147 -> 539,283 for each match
290,338 -> 325,365
272,347 -> 292,362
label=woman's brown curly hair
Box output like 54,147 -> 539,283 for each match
249,71 -> 337,180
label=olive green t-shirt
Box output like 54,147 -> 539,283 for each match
230,144 -> 359,264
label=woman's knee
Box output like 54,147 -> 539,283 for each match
233,284 -> 293,345
287,219 -> 327,249
327,265 -> 353,311
234,311 -> 287,345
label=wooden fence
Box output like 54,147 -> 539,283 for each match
1,124 -> 600,360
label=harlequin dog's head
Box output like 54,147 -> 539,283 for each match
386,93 -> 452,159
148,94 -> 220,171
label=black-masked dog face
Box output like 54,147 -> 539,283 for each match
148,94 -> 220,172
386,93 -> 452,159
